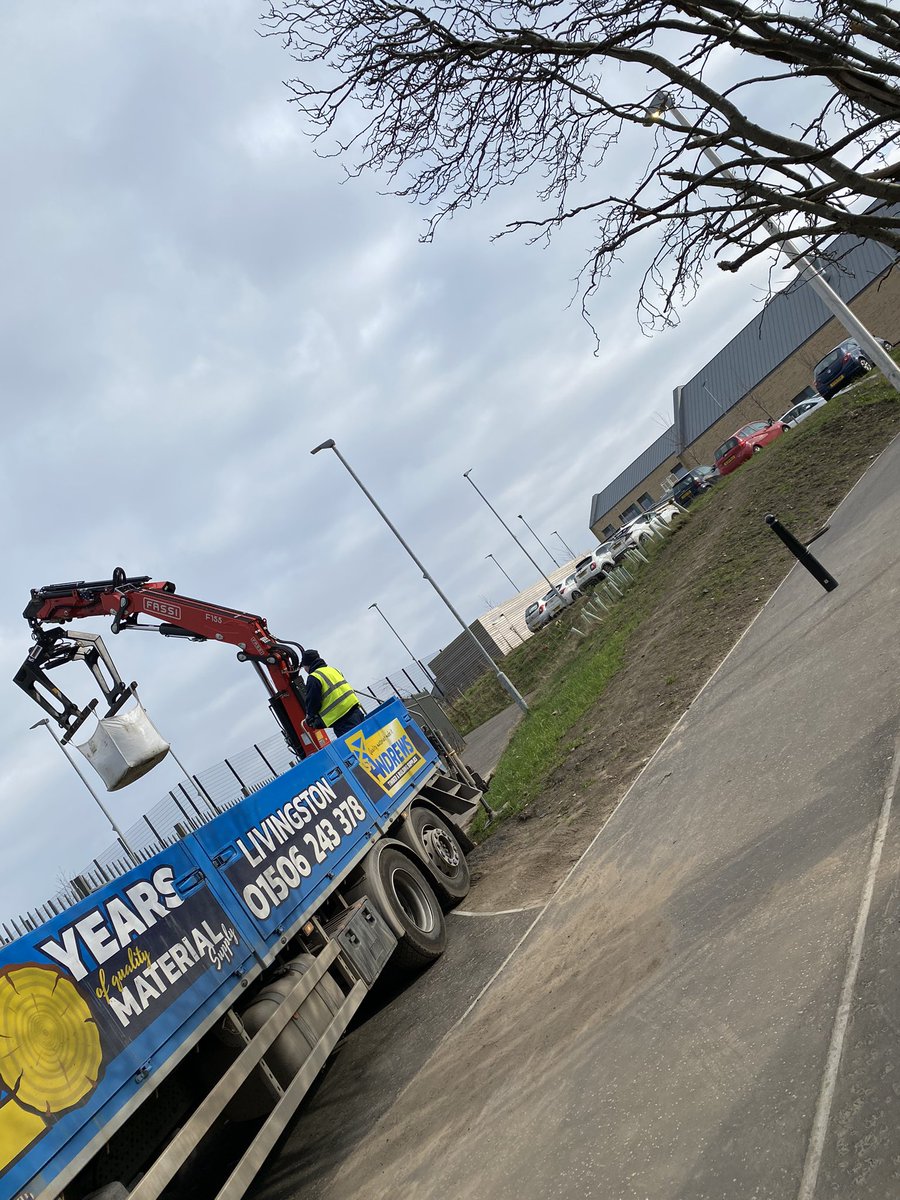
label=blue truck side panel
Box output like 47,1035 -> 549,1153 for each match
0,701 -> 438,1200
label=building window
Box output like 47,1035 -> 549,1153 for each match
620,503 -> 641,523
638,492 -> 655,511
671,461 -> 685,477
602,524 -> 616,538
791,386 -> 818,404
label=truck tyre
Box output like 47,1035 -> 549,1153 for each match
396,806 -> 471,909
347,845 -> 446,970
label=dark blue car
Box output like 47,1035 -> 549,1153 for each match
813,339 -> 876,398
667,465 -> 719,506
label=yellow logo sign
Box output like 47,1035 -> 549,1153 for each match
345,720 -> 424,796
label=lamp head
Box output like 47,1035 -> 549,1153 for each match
645,90 -> 672,124
30,718 -> 50,731
310,438 -> 336,455
463,468 -> 472,479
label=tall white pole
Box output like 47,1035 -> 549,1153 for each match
312,441 -> 529,714
653,96 -> 900,394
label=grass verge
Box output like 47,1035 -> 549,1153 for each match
463,368 -> 900,846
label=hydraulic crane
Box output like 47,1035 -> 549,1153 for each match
15,566 -> 330,759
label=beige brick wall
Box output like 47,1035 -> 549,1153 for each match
590,269 -> 900,539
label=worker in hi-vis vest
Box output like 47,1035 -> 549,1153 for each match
300,649 -> 366,737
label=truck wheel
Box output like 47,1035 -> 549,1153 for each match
348,845 -> 446,970
396,806 -> 471,909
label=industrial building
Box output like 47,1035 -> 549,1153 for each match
426,561 -> 580,698
589,230 -> 900,538
426,225 -> 899,703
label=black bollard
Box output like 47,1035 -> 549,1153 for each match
764,514 -> 838,592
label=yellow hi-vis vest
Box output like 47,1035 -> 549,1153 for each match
310,666 -> 359,727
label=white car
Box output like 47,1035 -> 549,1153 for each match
573,542 -> 617,589
557,573 -> 584,604
612,514 -> 660,554
779,396 -> 827,428
524,600 -> 547,634
650,501 -> 687,529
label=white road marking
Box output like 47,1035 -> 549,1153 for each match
451,904 -> 544,917
796,725 -> 900,1200
381,443 -> 896,1148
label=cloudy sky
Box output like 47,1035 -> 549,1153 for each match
1,1 -> 795,919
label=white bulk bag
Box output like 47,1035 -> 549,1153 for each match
76,702 -> 170,791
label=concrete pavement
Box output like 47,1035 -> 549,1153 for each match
254,432 -> 900,1199
462,700 -> 523,782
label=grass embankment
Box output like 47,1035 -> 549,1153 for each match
465,370 -> 900,841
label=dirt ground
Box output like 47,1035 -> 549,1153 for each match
461,389 -> 900,913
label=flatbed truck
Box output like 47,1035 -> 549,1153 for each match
2,571 -> 481,1200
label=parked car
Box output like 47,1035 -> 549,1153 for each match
557,573 -> 584,604
537,585 -> 570,623
651,500 -> 688,528
779,395 -> 828,428
611,514 -> 659,556
573,542 -> 617,589
813,338 -> 885,399
524,601 -> 546,634
669,466 -> 719,506
713,419 -> 787,476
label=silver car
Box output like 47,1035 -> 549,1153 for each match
779,396 -> 827,428
524,601 -> 547,634
537,586 -> 568,623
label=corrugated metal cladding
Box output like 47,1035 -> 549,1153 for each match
427,560 -> 583,697
427,621 -> 504,699
679,231 -> 896,446
589,424 -> 679,529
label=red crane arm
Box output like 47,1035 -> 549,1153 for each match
20,569 -> 329,758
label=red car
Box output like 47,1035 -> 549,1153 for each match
713,419 -> 787,476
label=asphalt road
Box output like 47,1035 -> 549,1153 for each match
252,432 -> 900,1200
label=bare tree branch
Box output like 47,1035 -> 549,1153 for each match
261,0 -> 900,328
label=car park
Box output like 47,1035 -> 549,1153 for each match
669,466 -> 719,506
779,395 -> 828,428
812,338 -> 890,399
573,542 -> 617,589
713,419 -> 787,476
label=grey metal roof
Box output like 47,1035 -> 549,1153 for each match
589,424 -> 679,528
589,219 -> 898,528
678,232 -> 896,446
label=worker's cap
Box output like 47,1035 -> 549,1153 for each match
300,648 -> 320,669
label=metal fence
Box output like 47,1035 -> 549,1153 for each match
1,674 -> 472,945
1,732 -> 297,946
359,655 -> 442,710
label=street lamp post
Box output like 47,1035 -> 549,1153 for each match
463,469 -> 555,591
517,514 -> 561,568
312,440 -> 528,714
485,553 -> 519,592
648,93 -> 900,395
369,601 -> 444,697
30,719 -> 141,867
552,530 -> 576,560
